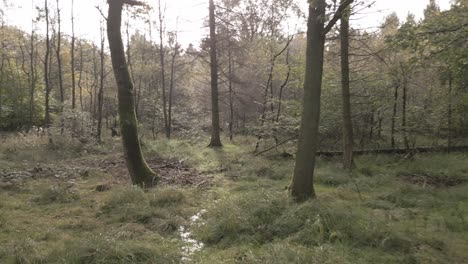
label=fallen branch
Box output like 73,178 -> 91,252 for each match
255,135 -> 299,156
317,146 -> 468,157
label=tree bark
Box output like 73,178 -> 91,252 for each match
208,0 -> 222,147
447,72 -> 453,152
97,23 -> 105,142
27,7 -> 37,129
228,46 -> 234,141
56,0 -> 64,134
168,41 -> 178,139
71,0 -> 76,109
107,0 -> 158,187
291,0 -> 354,202
158,0 -> 169,139
402,72 -> 409,151
44,0 -> 51,128
391,83 -> 399,149
78,41 -> 84,111
340,3 -> 354,170
291,0 -> 327,201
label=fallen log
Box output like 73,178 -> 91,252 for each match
316,146 -> 468,157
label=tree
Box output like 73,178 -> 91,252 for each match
97,19 -> 105,142
168,30 -> 180,139
208,0 -> 222,147
107,0 -> 158,187
340,0 -> 354,170
43,0 -> 51,128
71,0 -> 76,109
157,0 -> 169,139
291,0 -> 353,201
55,0 -> 64,133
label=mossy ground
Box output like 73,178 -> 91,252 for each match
0,134 -> 467,263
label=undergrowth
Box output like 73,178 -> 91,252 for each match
0,134 -> 467,263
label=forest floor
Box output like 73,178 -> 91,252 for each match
0,133 -> 468,263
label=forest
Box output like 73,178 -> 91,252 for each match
0,0 -> 467,263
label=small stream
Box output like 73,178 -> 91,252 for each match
179,209 -> 207,262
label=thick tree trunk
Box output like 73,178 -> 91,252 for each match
291,1 -> 327,201
208,0 -> 222,147
340,3 -> 354,170
107,0 -> 158,187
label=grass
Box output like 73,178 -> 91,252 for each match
0,134 -> 467,263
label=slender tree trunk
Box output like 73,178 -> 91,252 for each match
447,72 -> 453,152
402,75 -> 409,151
78,41 -> 84,111
291,0 -> 327,201
56,0 -> 64,134
276,47 -> 291,123
0,24 -> 4,121
92,46 -> 98,121
44,0 -> 51,128
255,37 -> 293,151
28,27 -> 36,128
97,23 -> 105,142
228,46 -> 234,141
158,0 -> 169,139
208,0 -> 222,147
107,0 -> 158,187
168,45 -> 177,139
391,83 -> 399,149
71,0 -> 76,109
340,3 -> 354,170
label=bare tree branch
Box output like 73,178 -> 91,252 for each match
323,0 -> 354,35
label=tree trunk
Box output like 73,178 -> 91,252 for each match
107,0 -> 158,187
97,23 -> 105,142
78,41 -> 84,111
228,46 -> 234,141
447,72 -> 453,152
276,47 -> 291,123
402,74 -> 409,151
391,83 -> 399,149
158,0 -> 169,139
291,0 -> 327,201
71,0 -> 76,109
168,34 -> 178,139
340,3 -> 354,170
56,0 -> 64,134
29,26 -> 36,128
44,0 -> 51,128
208,0 -> 222,147
0,23 -> 4,121
255,36 -> 293,151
